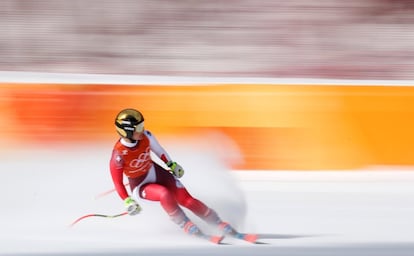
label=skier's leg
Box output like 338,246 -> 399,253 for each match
160,172 -> 236,232
137,183 -> 201,235
151,164 -> 214,220
152,164 -> 238,234
174,188 -> 238,232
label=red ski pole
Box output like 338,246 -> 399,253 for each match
69,212 -> 128,227
94,183 -> 130,200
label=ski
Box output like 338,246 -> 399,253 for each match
218,222 -> 259,243
229,232 -> 258,243
195,232 -> 225,244
183,220 -> 224,244
200,231 -> 259,244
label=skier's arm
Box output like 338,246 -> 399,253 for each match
145,130 -> 184,178
145,130 -> 172,164
109,153 -> 141,215
109,150 -> 129,200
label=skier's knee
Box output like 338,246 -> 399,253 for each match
159,187 -> 174,202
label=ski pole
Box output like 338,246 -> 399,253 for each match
70,212 -> 128,227
94,183 -> 130,200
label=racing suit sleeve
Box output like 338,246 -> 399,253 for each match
144,130 -> 172,164
109,149 -> 129,200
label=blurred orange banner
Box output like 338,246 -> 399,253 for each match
2,82 -> 414,170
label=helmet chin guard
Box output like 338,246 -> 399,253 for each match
114,108 -> 144,139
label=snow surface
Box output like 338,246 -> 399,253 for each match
1,138 -> 414,256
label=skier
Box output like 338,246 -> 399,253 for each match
109,108 -> 257,243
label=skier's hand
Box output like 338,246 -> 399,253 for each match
124,197 -> 141,216
167,161 -> 184,178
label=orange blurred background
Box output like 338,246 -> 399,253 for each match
2,82 -> 414,170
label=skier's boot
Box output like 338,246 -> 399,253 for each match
182,219 -> 202,235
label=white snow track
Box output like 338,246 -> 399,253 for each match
1,146 -> 414,256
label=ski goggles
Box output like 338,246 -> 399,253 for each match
133,121 -> 145,133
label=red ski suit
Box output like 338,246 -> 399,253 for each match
109,130 -> 210,219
